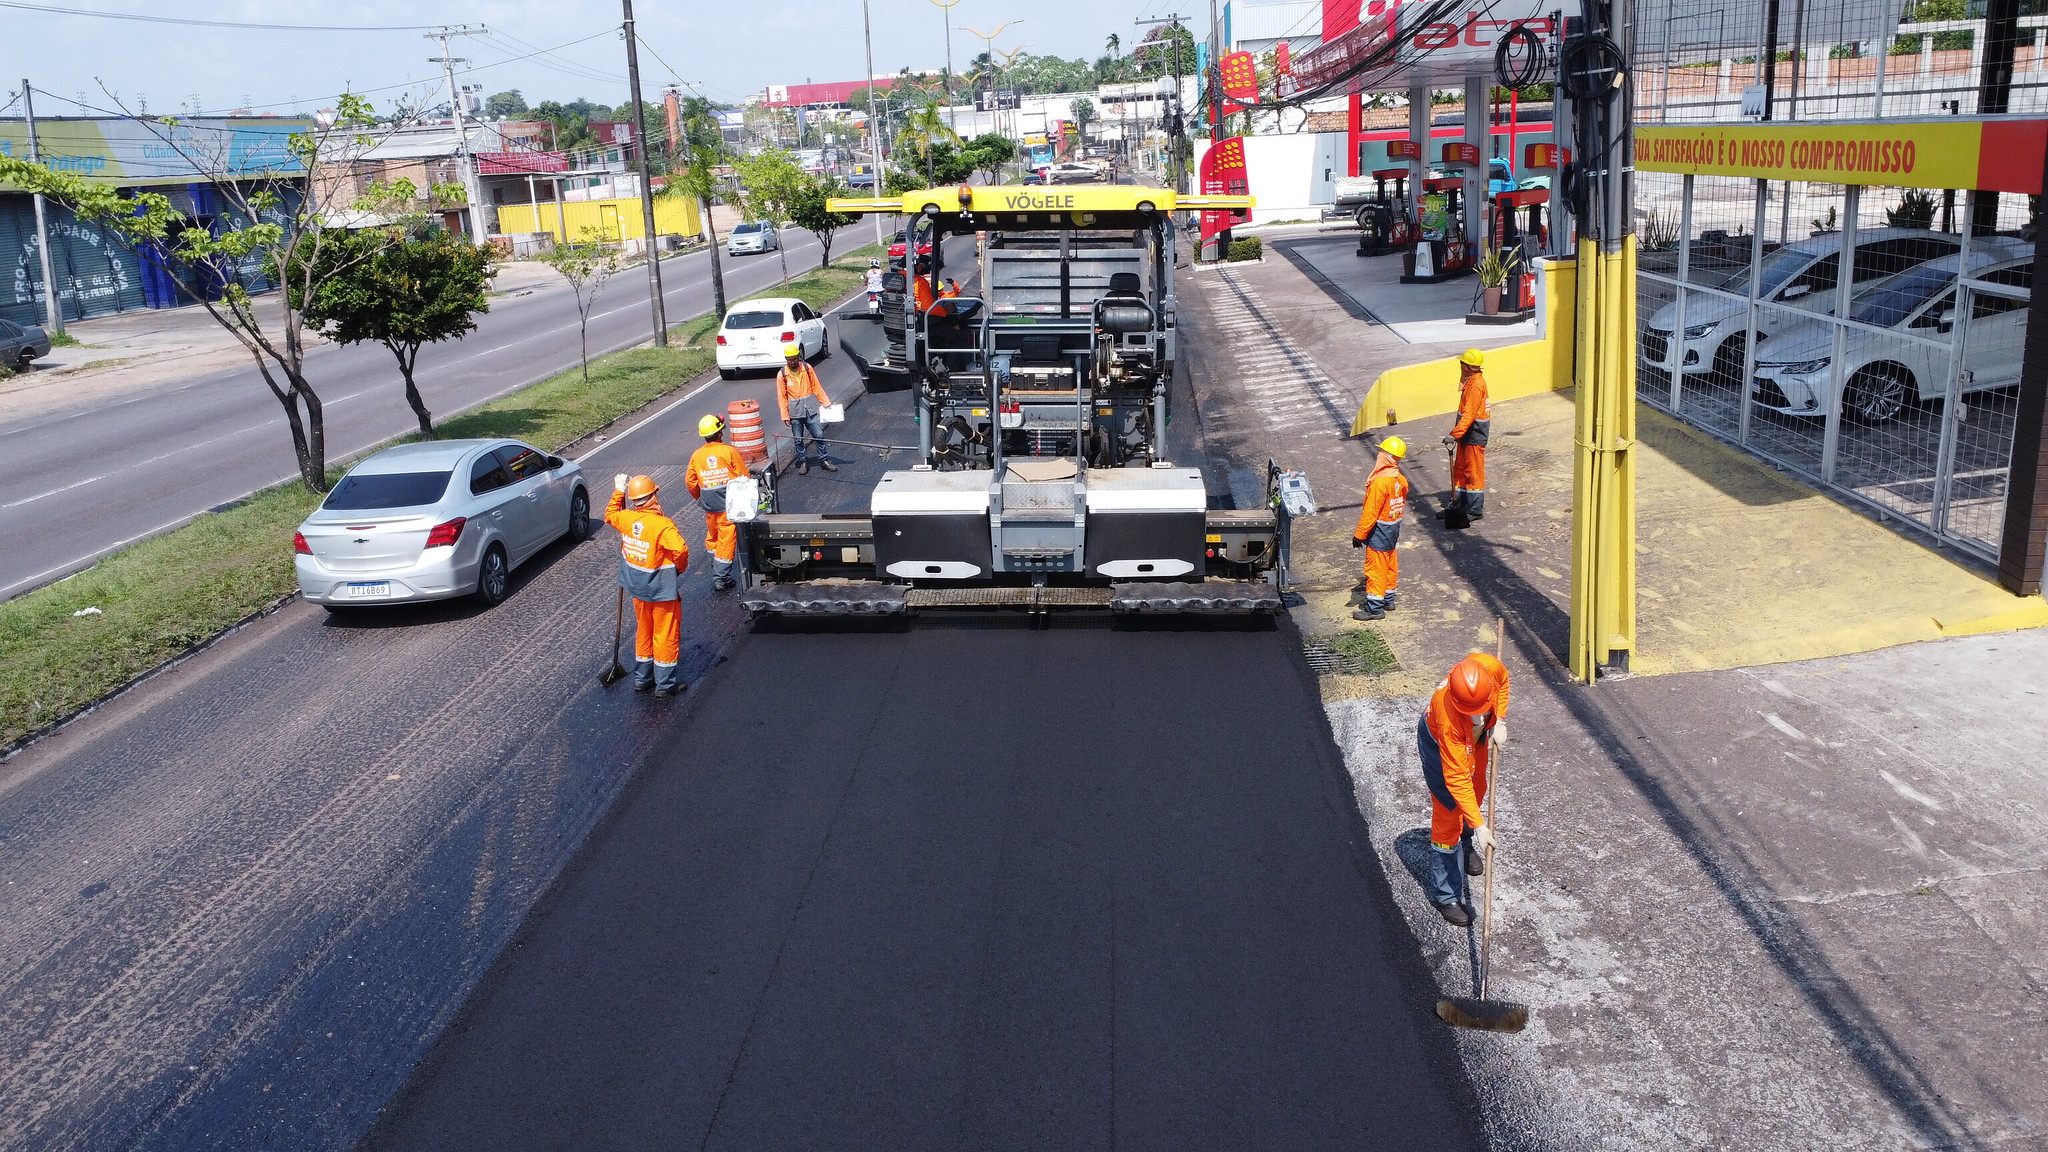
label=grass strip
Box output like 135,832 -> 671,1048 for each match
0,249 -> 878,751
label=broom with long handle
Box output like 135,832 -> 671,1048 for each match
1436,617 -> 1530,1033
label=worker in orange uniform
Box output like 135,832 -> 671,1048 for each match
1442,347 -> 1491,522
1350,435 -> 1410,622
776,342 -> 837,475
686,413 -> 748,592
1416,653 -> 1510,925
605,473 -> 691,696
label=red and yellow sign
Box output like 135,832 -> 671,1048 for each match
1387,139 -> 1423,161
1523,143 -> 1570,169
1219,50 -> 1260,113
1636,118 -> 2048,194
1200,136 -> 1251,245
1440,142 -> 1480,165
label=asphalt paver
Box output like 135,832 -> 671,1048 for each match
364,619 -> 1485,1152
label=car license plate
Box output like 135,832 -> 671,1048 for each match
346,582 -> 391,598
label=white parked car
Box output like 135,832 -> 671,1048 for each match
294,439 -> 589,610
1751,238 -> 2032,423
714,297 -> 827,378
726,220 -> 779,255
1643,228 -> 1960,384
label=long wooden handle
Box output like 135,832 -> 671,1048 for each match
1480,616 -> 1505,998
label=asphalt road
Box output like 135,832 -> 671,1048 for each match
0,300 -> 1484,1151
0,233 -> 828,601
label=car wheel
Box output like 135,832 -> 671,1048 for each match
474,543 -> 510,607
815,333 -> 830,360
1844,366 -> 1910,424
15,352 -> 31,372
1710,336 -> 1749,388
568,487 -> 591,541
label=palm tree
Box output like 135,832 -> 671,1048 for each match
1106,32 -> 1120,58
894,104 -> 961,184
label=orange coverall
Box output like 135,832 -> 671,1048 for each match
604,491 -> 690,690
1419,652 -> 1511,851
775,360 -> 831,423
686,440 -> 748,582
1352,457 -> 1410,608
1450,369 -> 1491,517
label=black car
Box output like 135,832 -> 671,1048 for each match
0,318 -> 53,371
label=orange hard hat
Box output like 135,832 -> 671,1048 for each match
1445,657 -> 1498,715
626,474 -> 658,502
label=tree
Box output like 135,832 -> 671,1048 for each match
483,90 -> 528,118
895,105 -> 963,185
1069,98 -> 1097,146
1134,23 -> 1197,78
0,93 -> 402,492
294,229 -> 496,438
788,176 -> 857,269
536,233 -> 623,387
732,149 -> 806,286
666,95 -> 731,318
1106,32 -> 1121,58
959,133 -> 1016,183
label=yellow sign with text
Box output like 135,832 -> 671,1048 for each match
1636,121 -> 1984,190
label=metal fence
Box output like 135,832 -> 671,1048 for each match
1638,170 -> 2031,561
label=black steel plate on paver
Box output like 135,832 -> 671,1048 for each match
1111,580 -> 1284,613
742,583 -> 910,614
906,585 -> 1112,609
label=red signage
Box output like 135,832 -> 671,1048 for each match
475,151 -> 569,175
1199,136 -> 1251,245
1219,50 -> 1260,112
1276,40 -> 1292,75
1524,143 -> 1570,169
1387,139 -> 1423,160
1440,142 -> 1480,165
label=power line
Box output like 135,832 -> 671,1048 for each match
0,1 -> 447,31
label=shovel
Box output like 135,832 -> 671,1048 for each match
1436,618 -> 1529,1033
1441,439 -> 1471,531
599,586 -> 629,687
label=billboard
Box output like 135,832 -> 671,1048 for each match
1198,136 -> 1250,245
0,117 -> 313,188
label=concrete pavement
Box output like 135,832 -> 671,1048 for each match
0,233 -> 831,601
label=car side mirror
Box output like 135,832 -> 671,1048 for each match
548,455 -> 565,470
1937,309 -> 1956,333
1779,282 -> 1812,300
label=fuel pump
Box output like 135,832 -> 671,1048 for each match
1490,187 -> 1550,312
1357,168 -> 1416,257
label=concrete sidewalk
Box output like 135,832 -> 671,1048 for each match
1177,235 -> 2048,1149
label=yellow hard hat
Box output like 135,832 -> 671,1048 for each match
1460,348 -> 1485,367
626,474 -> 658,501
1378,435 -> 1408,459
698,413 -> 724,437
783,342 -> 803,358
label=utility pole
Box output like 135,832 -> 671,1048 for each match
1135,14 -> 1190,191
621,0 -> 669,346
426,25 -> 488,241
930,0 -> 965,131
864,0 -> 884,245
21,80 -> 63,335
1203,0 -> 1225,259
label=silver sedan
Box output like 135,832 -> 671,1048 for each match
294,438 -> 590,610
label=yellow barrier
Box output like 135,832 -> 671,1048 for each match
1347,258 -> 1578,437
495,195 -> 702,243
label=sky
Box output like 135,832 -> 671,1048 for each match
1,0 -> 1222,121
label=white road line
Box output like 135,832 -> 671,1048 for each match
1,474 -> 106,510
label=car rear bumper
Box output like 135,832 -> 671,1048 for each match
296,548 -> 478,604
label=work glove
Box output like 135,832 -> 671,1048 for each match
1488,721 -> 1507,749
613,473 -> 628,493
1470,825 -> 1497,858
1442,435 -> 1456,447
1351,536 -> 1365,549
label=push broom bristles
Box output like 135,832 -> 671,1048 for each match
1435,995 -> 1529,1033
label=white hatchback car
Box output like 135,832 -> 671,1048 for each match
714,297 -> 828,378
294,439 -> 589,610
726,220 -> 779,255
1752,238 -> 2033,423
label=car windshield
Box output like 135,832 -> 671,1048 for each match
733,222 -> 759,234
1850,263 -> 1955,328
1715,245 -> 1814,294
724,310 -> 784,330
323,470 -> 452,510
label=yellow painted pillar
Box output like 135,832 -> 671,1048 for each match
1568,236 -> 1639,681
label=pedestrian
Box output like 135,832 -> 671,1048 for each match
1442,347 -> 1491,521
1351,435 -> 1410,622
604,473 -> 691,696
1415,654 -> 1510,925
776,342 -> 837,475
686,413 -> 748,592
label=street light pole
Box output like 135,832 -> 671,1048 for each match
965,21 -> 1023,147
426,24 -> 488,241
930,0 -> 965,131
1136,14 -> 1191,192
864,0 -> 883,244
621,0 -> 668,346
21,80 -> 64,335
